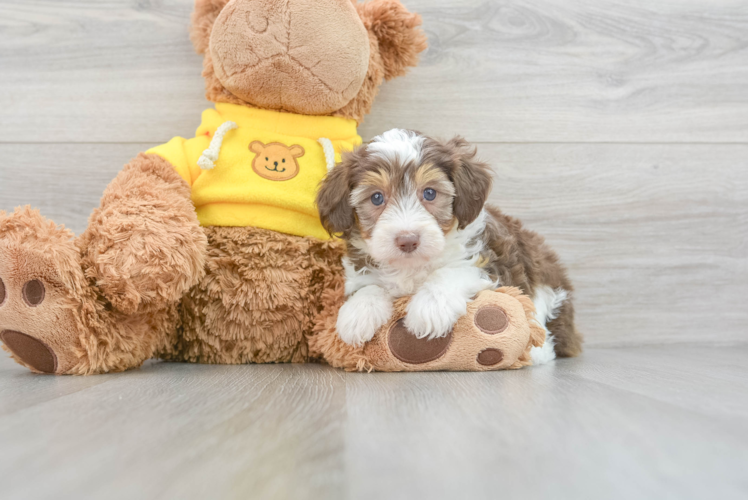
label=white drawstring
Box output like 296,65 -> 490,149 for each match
197,121 -> 237,170
318,137 -> 336,172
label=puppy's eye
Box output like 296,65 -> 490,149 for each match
282,159 -> 286,163
371,192 -> 385,206
423,188 -> 437,201
265,157 -> 269,161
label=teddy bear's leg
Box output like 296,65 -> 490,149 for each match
0,154 -> 206,374
318,287 -> 547,372
0,207 -> 94,374
76,154 -> 207,316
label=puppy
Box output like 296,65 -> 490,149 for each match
316,129 -> 582,361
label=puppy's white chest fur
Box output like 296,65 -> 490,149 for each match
350,258 -> 438,297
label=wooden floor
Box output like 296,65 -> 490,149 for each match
1,1 -> 747,498
0,344 -> 746,500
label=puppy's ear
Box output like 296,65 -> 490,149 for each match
190,0 -> 231,54
447,137 -> 493,229
357,0 -> 428,80
316,153 -> 356,236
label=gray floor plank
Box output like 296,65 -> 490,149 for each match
560,344 -> 748,419
0,362 -> 347,500
484,142 -> 748,347
0,345 -> 746,500
344,359 -> 748,500
1,0 -> 747,143
0,143 -> 154,234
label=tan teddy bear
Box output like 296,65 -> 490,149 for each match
0,0 -> 428,374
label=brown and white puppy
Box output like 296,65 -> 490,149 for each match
317,129 -> 582,361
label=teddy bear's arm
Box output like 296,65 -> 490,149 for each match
76,153 -> 208,315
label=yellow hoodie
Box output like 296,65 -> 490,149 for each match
147,103 -> 361,240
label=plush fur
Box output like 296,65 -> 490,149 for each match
317,130 -> 583,358
0,0 -> 427,374
0,205 -> 181,375
77,153 -> 207,315
0,154 -> 202,374
166,226 -> 344,364
205,0 -> 371,115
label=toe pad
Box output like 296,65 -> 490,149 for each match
474,306 -> 509,334
477,348 -> 504,366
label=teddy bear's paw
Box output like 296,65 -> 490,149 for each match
363,288 -> 545,372
0,208 -> 89,374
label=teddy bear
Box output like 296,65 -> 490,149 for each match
0,0 -> 546,375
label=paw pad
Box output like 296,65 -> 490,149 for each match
474,306 -> 508,334
477,348 -> 504,366
0,278 -> 5,305
0,330 -> 58,373
22,280 -> 45,307
388,318 -> 452,364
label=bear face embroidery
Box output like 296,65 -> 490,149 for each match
249,141 -> 305,181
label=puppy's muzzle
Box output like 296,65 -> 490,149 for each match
395,233 -> 420,253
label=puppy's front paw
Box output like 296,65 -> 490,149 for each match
405,289 -> 468,340
336,286 -> 393,346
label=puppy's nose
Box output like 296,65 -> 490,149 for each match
395,233 -> 420,253
274,161 -> 278,167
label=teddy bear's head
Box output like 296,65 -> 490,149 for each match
190,0 -> 427,122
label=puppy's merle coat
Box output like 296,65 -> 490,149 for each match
316,129 -> 582,362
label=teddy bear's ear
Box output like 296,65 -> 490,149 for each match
356,0 -> 428,80
190,0 -> 231,54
